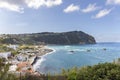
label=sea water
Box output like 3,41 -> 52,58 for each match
34,43 -> 120,74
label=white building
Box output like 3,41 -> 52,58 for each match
8,44 -> 19,50
0,52 -> 12,60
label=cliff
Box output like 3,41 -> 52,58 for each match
0,31 -> 96,45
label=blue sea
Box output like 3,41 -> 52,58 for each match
33,43 -> 120,74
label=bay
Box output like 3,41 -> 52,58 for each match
34,43 -> 120,74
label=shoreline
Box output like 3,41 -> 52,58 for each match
5,43 -> 120,76
32,46 -> 56,74
8,45 -> 55,76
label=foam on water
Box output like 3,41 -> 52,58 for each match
33,47 -> 56,73
33,57 -> 46,72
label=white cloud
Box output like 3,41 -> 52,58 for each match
0,1 -> 24,13
93,9 -> 112,19
82,3 -> 100,13
106,0 -> 120,5
0,0 -> 63,13
64,4 -> 80,13
45,0 -> 62,7
25,0 -> 62,9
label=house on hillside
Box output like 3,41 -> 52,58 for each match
0,52 -> 12,60
8,44 -> 19,50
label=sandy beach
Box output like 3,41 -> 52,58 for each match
8,45 -> 54,76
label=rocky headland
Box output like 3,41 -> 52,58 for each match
0,31 -> 96,45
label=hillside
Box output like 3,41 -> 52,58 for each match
0,31 -> 96,45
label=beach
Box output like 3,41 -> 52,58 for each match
8,45 -> 54,76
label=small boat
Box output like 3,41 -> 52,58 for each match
69,50 -> 74,53
103,48 -> 107,51
87,50 -> 91,52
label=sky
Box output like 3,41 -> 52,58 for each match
0,0 -> 120,42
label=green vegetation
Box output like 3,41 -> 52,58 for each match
0,59 -> 18,80
0,44 -> 14,53
1,60 -> 120,80
11,50 -> 18,56
19,45 -> 34,50
0,44 -> 19,56
61,63 -> 120,80
0,44 -> 34,55
0,31 -> 96,45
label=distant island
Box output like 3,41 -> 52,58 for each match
0,31 -> 96,45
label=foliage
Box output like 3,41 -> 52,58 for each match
0,45 -> 14,53
61,63 -> 120,80
22,63 -> 120,80
0,31 -> 96,45
0,44 -> 19,56
1,60 -> 120,80
11,50 -> 19,55
0,59 -> 18,80
19,45 -> 34,50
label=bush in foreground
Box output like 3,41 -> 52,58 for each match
1,58 -> 120,80
0,59 -> 18,80
61,63 -> 120,80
